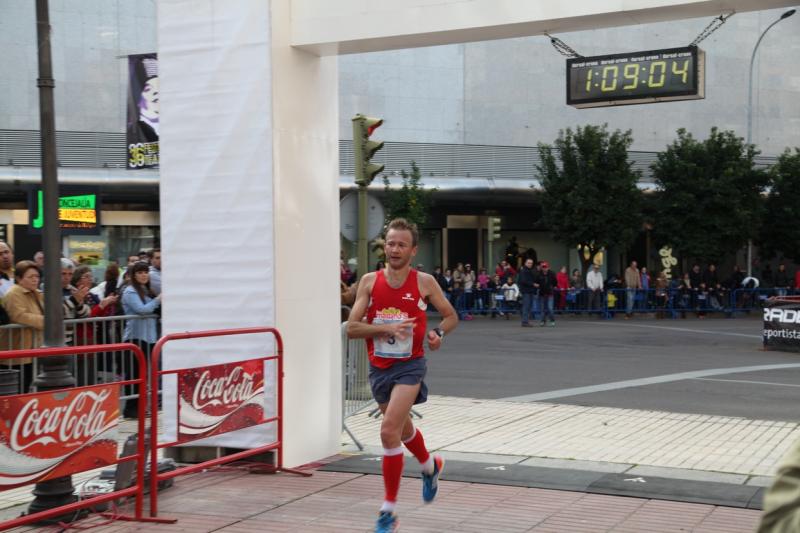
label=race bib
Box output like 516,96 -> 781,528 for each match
373,312 -> 413,359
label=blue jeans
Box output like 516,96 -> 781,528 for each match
626,289 -> 636,315
539,295 -> 554,322
521,293 -> 534,324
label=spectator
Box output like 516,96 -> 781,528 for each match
415,263 -> 425,273
0,241 -> 14,297
501,276 -> 519,318
374,260 -> 385,272
534,261 -> 558,327
703,264 -> 724,311
517,258 -> 537,327
761,263 -> 774,289
121,262 -> 162,418
569,268 -> 583,311
495,260 -> 516,280
689,264 -> 703,311
476,267 -> 490,315
0,260 -> 43,393
489,274 -> 504,318
72,265 -> 119,344
654,271 -> 669,318
146,248 -> 162,296
556,266 -> 569,310
775,264 -> 791,297
624,260 -> 641,319
442,268 -> 454,303
463,264 -> 476,311
677,272 -> 693,318
61,258 -> 91,346
586,263 -> 604,314
432,266 -> 446,292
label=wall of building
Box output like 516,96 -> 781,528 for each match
340,8 -> 800,156
0,0 -> 157,133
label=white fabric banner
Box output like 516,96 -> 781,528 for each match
157,0 -> 276,447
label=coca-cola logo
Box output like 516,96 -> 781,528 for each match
192,366 -> 256,411
6,388 -> 117,458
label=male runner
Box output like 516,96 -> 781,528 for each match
348,218 -> 458,533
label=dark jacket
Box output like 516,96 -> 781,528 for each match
775,269 -> 791,288
689,269 -> 703,289
702,269 -> 720,289
534,270 -> 558,296
517,266 -> 537,294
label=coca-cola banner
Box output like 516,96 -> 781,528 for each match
0,385 -> 119,489
177,359 -> 266,443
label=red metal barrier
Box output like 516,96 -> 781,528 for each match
0,343 -> 170,530
148,327 -> 310,518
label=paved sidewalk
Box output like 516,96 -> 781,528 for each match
343,395 -> 796,486
5,467 -> 763,532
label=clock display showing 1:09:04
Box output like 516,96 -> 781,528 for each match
567,46 -> 704,108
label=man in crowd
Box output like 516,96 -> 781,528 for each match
0,241 -> 14,297
586,263 -> 604,315
517,258 -> 537,327
624,260 -> 641,319
534,261 -> 558,327
148,248 -> 162,295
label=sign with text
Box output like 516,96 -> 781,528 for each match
28,188 -> 102,235
0,385 -> 119,489
177,359 -> 266,443
763,298 -> 800,352
127,53 -> 159,169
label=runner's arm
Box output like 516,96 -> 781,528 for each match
422,273 -> 458,337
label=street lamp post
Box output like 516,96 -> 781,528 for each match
28,0 -> 78,519
745,8 -> 795,276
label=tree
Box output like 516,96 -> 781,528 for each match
382,160 -> 435,227
759,148 -> 800,261
651,128 -> 768,264
537,124 -> 643,275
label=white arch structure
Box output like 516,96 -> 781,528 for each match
156,0 -> 795,466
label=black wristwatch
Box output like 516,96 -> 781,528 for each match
433,327 -> 444,339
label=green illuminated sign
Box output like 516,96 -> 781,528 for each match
29,189 -> 101,235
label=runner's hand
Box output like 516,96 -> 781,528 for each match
427,329 -> 442,351
379,318 -> 416,340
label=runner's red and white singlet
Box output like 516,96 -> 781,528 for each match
366,268 -> 427,369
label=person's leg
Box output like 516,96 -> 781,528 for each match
547,295 -> 555,323
521,293 -> 531,324
378,383 -> 421,513
538,296 -> 546,325
626,289 -> 634,316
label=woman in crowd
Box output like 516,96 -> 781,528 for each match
569,268 -> 583,311
0,261 -> 44,393
121,261 -> 162,418
654,271 -> 670,318
501,275 -> 519,319
476,267 -> 491,314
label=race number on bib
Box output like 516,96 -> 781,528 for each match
373,316 -> 413,359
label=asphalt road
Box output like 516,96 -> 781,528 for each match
425,314 -> 800,421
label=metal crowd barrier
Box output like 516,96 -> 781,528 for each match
447,287 -> 799,320
0,314 -> 158,399
341,323 -> 372,450
0,343 -> 166,530
148,327 -> 310,519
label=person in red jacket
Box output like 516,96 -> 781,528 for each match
556,266 -> 570,309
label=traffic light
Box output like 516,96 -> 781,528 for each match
488,217 -> 502,241
352,114 -> 385,186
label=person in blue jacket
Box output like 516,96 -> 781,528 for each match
121,261 -> 161,418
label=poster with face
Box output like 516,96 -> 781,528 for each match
126,53 -> 159,169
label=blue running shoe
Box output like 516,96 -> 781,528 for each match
375,511 -> 398,532
421,455 -> 445,503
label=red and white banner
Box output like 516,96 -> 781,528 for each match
177,359 -> 265,442
0,385 -> 119,489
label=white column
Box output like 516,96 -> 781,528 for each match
271,0 -> 341,466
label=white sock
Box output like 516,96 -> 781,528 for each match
421,455 -> 434,474
380,501 -> 396,513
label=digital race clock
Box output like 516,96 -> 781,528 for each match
567,46 -> 705,108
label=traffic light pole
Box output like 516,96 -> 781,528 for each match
357,184 -> 369,278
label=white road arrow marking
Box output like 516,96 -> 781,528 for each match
363,457 -> 382,461
485,465 -> 506,471
624,477 -> 646,483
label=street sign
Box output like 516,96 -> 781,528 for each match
340,192 -> 384,242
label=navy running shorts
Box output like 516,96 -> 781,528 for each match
369,357 -> 428,406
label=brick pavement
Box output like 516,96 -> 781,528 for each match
6,467 -> 763,532
344,396 -> 798,479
